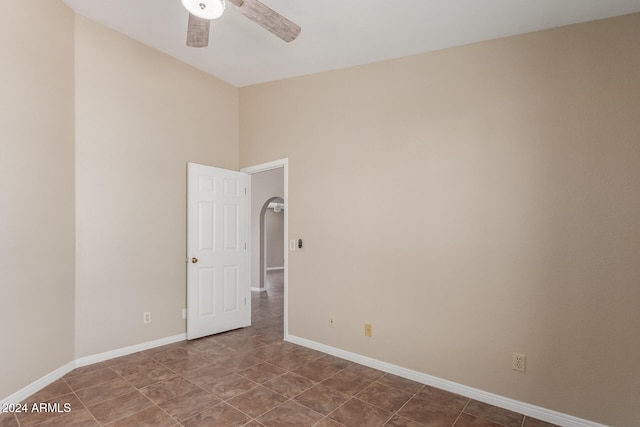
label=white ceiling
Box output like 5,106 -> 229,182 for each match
62,0 -> 640,87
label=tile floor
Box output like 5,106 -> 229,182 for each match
0,272 -> 559,427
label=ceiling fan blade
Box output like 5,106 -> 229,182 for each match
186,13 -> 210,47
228,0 -> 301,42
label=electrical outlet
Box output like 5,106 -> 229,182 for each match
512,353 -> 526,372
329,316 -> 336,328
143,312 -> 151,324
364,323 -> 372,337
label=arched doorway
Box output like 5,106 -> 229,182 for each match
259,196 -> 284,289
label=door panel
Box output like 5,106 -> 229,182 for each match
224,265 -> 239,312
224,204 -> 239,250
198,267 -> 215,316
187,162 -> 250,340
198,202 -> 215,250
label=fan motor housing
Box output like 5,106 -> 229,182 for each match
181,0 -> 226,20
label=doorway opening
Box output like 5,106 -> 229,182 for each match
241,159 -> 289,339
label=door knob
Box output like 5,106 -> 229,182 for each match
191,257 -> 198,263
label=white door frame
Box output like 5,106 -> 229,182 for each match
241,158 -> 289,339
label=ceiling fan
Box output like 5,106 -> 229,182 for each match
180,0 -> 301,47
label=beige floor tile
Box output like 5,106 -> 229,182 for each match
463,401 -> 524,427
103,405 -> 175,427
238,362 -> 287,384
181,402 -> 250,427
0,413 -> 19,427
356,382 -> 413,413
226,385 -> 288,418
294,383 -> 351,416
257,400 -> 324,426
328,398 -> 393,427
158,388 -> 221,422
87,391 -> 153,425
74,377 -> 136,407
263,372 -> 314,399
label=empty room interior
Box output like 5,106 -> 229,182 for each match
1,1 -> 639,426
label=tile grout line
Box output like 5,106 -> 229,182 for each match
69,388 -> 102,427
450,398 -> 473,427
71,359 -> 157,426
227,364 -> 324,424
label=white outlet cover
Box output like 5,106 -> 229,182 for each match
512,353 -> 526,372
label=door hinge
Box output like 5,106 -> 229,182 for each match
245,187 -> 247,195
244,297 -> 247,305
244,242 -> 247,250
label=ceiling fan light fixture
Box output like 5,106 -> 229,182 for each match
181,0 -> 225,20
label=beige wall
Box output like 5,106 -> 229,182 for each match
0,2 -> 76,398
265,209 -> 284,269
240,14 -> 640,426
74,15 -> 239,357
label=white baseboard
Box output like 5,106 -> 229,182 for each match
0,333 -> 186,406
285,334 -> 608,427
251,287 -> 268,292
75,333 -> 186,367
0,361 -> 76,407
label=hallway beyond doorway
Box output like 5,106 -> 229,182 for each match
251,270 -> 284,338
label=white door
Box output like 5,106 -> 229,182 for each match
187,162 -> 251,340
